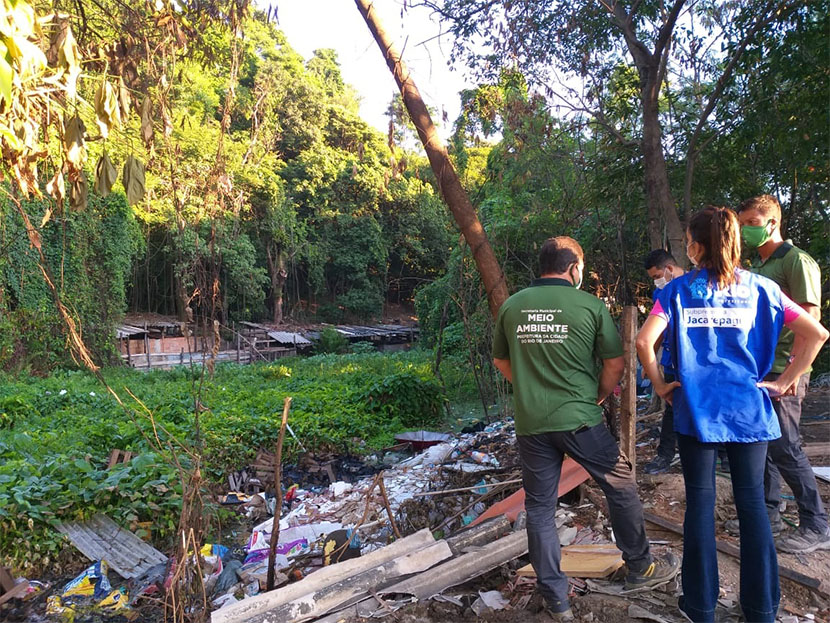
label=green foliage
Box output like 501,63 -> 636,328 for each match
313,326 -> 349,354
358,373 -> 446,429
349,341 -> 376,355
0,351 -> 449,572
0,192 -> 142,370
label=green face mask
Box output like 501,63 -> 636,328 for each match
741,220 -> 772,249
570,265 -> 583,289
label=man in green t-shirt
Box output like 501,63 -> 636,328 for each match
492,237 -> 678,621
734,195 -> 829,553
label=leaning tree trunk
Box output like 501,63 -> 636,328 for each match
354,0 -> 509,318
641,94 -> 686,263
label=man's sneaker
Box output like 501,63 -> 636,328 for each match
775,526 -> 830,554
545,607 -> 575,622
643,455 -> 673,475
724,514 -> 783,536
624,551 -> 680,591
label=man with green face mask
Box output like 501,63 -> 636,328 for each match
732,194 -> 828,554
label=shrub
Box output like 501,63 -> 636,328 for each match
313,326 -> 349,354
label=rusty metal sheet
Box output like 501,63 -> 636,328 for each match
57,514 -> 167,579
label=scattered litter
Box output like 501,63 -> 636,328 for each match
628,603 -> 671,622
470,589 -> 509,615
812,467 -> 830,484
394,430 -> 452,450
47,561 -> 135,620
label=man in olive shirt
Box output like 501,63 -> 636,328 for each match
735,195 -> 829,553
493,237 -> 678,621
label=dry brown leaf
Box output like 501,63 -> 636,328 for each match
64,114 -> 86,169
140,96 -> 153,148
45,166 -> 65,204
122,155 -> 145,206
94,152 -> 117,196
118,76 -> 131,121
94,80 -> 120,138
70,173 -> 88,210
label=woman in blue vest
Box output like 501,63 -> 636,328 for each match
636,206 -> 828,623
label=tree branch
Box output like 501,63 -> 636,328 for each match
654,0 -> 686,58
682,0 -> 790,216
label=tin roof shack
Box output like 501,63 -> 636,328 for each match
118,320 -> 235,369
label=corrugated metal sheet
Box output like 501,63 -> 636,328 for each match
266,331 -> 312,346
57,514 -> 167,579
116,325 -> 147,339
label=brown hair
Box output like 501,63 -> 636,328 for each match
687,206 -> 742,289
736,194 -> 782,222
539,236 -> 583,275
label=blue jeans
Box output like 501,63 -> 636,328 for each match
677,434 -> 779,622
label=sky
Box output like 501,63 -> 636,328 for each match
275,0 -> 477,139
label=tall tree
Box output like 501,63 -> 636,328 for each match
354,0 -> 509,317
422,0 -> 794,263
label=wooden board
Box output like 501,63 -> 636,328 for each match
517,544 -> 623,579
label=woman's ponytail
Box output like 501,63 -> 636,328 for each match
689,206 -> 741,289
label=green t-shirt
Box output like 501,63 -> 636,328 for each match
751,240 -> 822,373
492,278 -> 624,436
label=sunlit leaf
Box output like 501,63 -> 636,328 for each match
63,114 -> 86,168
94,79 -> 120,138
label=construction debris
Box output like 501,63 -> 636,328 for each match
56,514 -> 168,579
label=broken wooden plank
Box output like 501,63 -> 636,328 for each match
56,514 -> 167,579
247,540 -> 453,623
643,511 -> 828,597
517,544 -> 624,579
212,529 -> 436,623
0,565 -> 29,606
379,529 -> 528,600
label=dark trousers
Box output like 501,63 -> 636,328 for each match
678,434 -> 779,623
656,373 -> 676,459
764,373 -> 828,532
517,423 -> 652,611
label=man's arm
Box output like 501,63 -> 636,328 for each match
789,302 -> 821,361
597,356 -> 624,405
493,358 -> 512,383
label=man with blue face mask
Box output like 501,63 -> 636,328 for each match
493,237 -> 678,621
733,195 -> 828,554
642,250 -> 684,474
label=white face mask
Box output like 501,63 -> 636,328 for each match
653,276 -> 668,290
686,243 -> 698,267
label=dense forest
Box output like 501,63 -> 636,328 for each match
0,2 -> 826,373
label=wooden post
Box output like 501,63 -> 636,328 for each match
143,323 -> 151,370
125,338 -> 132,366
267,397 -> 293,591
236,323 -> 241,364
620,306 -> 638,475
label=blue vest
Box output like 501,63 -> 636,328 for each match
653,288 -> 675,375
656,268 -> 784,443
